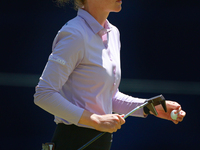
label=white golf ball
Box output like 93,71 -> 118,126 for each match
170,110 -> 178,120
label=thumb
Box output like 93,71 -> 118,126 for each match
119,114 -> 126,124
120,114 -> 125,118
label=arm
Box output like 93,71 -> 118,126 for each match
34,28 -> 85,125
112,89 -> 147,117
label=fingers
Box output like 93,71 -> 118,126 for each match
171,108 -> 186,124
177,110 -> 186,122
111,114 -> 125,132
118,114 -> 126,125
173,107 -> 182,114
167,101 -> 181,111
94,114 -> 126,133
172,120 -> 179,124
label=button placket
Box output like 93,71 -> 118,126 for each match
113,65 -> 117,86
107,47 -> 112,61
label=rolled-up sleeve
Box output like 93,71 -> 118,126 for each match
112,90 -> 146,117
34,27 -> 85,125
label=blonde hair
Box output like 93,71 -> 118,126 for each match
56,0 -> 85,10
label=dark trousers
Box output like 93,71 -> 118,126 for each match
51,123 -> 112,150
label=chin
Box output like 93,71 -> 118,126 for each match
113,6 -> 122,12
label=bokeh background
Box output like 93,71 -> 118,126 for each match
1,0 -> 200,149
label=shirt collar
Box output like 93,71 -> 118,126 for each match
77,8 -> 112,34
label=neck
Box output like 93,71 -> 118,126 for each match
83,6 -> 109,27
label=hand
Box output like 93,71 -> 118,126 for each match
151,100 -> 186,124
91,114 -> 126,133
78,110 -> 125,133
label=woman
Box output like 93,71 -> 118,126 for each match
34,0 -> 186,149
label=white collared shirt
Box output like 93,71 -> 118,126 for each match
34,9 -> 146,128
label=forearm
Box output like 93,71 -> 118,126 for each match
112,90 -> 147,117
34,86 -> 84,125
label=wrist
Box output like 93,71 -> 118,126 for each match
78,110 -> 99,129
90,113 -> 101,129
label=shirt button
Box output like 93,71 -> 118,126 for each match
113,68 -> 116,74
